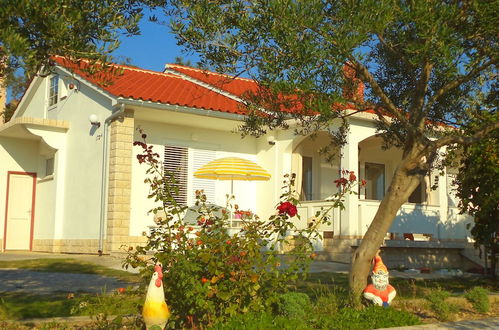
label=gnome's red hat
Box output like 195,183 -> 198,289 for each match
372,255 -> 388,274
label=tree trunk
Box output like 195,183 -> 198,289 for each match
489,237 -> 497,278
349,160 -> 422,305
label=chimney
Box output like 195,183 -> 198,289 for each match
342,63 -> 364,103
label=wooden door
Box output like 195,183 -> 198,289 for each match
4,172 -> 36,250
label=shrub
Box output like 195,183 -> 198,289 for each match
276,292 -> 311,319
464,286 -> 489,313
124,134 -> 359,328
424,288 -> 458,321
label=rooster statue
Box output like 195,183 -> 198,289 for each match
363,254 -> 396,307
143,263 -> 170,329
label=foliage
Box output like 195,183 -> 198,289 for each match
211,299 -> 421,330
464,286 -> 490,314
0,289 -> 140,321
453,111 -> 498,277
424,288 -> 458,321
209,312 -> 308,330
124,133 -> 358,328
162,0 -> 499,299
312,306 -> 422,330
0,0 -> 161,86
276,292 -> 311,319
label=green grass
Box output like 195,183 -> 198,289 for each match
0,258 -> 140,283
1,293 -> 76,320
295,272 -> 498,301
0,290 -> 142,320
1,261 -> 497,322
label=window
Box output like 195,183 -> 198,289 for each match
163,145 -> 188,205
48,75 -> 59,106
45,157 -> 55,177
365,163 -> 385,200
408,180 -> 427,204
302,156 -> 313,200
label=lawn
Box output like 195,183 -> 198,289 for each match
0,259 -> 497,329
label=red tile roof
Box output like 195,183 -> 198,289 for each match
53,57 -> 247,115
165,64 -> 259,99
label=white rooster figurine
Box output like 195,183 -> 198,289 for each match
142,263 -> 170,329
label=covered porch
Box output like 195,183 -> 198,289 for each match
287,120 -> 472,261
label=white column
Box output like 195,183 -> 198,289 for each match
438,166 -> 448,240
340,128 -> 359,238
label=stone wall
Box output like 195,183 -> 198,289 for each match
380,246 -> 477,270
106,109 -> 134,252
320,238 -> 480,270
31,235 -> 147,254
32,239 -> 100,253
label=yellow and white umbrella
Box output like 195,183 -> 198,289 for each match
194,157 -> 271,193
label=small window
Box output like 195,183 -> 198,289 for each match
365,163 -> 385,200
45,157 -> 55,176
301,156 -> 313,200
49,75 -> 59,106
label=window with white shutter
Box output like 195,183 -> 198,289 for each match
191,148 -> 217,204
164,145 -> 188,205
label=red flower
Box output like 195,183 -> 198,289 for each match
334,177 -> 348,187
117,287 -> 126,294
361,179 -> 367,186
349,171 -> 356,182
277,201 -> 298,217
201,277 -> 208,284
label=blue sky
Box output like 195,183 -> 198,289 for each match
112,14 -> 198,72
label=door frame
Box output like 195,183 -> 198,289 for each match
3,171 -> 37,251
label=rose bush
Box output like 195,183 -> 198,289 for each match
124,132 -> 359,328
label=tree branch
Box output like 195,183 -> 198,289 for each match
412,60 -> 433,129
376,33 -> 414,69
426,59 -> 498,110
348,59 -> 410,126
428,120 -> 499,153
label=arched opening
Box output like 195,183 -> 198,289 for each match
358,135 -> 437,204
291,132 -> 341,201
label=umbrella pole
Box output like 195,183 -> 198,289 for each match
231,179 -> 234,196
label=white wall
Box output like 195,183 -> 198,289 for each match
53,80 -> 114,239
0,138 -> 39,245
13,78 -> 46,119
130,118 -> 262,236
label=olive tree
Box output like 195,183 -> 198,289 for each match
161,0 -> 498,300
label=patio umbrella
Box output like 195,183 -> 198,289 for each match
193,157 -> 271,194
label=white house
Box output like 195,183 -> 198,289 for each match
0,57 -> 479,269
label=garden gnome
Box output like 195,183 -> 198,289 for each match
363,254 -> 396,307
143,263 -> 170,329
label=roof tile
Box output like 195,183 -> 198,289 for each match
53,57 -> 247,115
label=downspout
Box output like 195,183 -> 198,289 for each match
98,103 -> 125,255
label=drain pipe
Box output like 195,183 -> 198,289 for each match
98,103 -> 125,255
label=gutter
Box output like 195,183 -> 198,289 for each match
117,98 -> 246,122
98,103 -> 125,254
